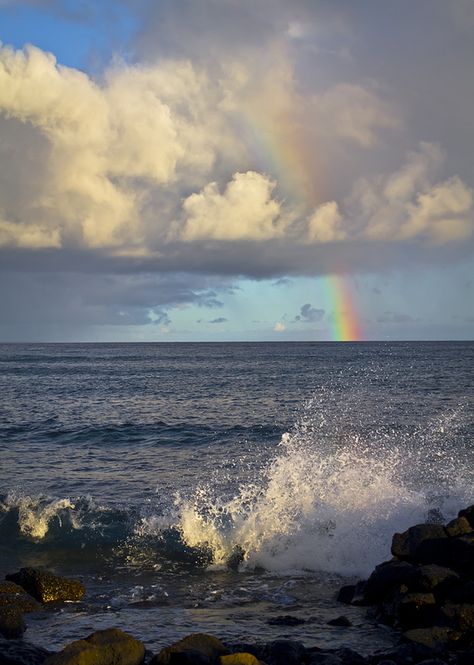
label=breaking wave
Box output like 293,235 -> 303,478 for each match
1,392 -> 472,578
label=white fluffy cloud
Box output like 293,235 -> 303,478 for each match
0,43 -> 472,274
350,143 -> 474,244
181,171 -> 283,241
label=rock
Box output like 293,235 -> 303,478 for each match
444,579 -> 474,604
337,585 -> 356,604
411,564 -> 460,598
458,506 -> 474,528
43,628 -> 145,665
0,606 -> 26,640
448,534 -> 474,573
403,626 -> 462,651
396,592 -> 437,629
391,524 -> 448,563
261,640 -> 306,665
221,654 -> 261,665
0,578 -> 42,639
416,660 -> 449,665
364,560 -> 417,603
327,616 -> 352,627
151,634 -> 227,665
308,654 -> 343,665
439,603 -> 474,633
267,615 -> 305,626
6,568 -> 85,604
332,647 -> 366,664
0,638 -> 53,665
168,652 -> 211,665
445,516 -> 472,538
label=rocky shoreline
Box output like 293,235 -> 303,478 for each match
1,505 -> 474,665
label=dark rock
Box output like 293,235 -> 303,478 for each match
267,615 -> 305,626
351,581 -> 369,606
0,606 -> 26,639
458,506 -> 474,528
444,580 -> 474,604
448,534 -> 474,573
411,565 -> 460,598
403,626 -> 462,651
337,585 -> 356,604
327,616 -> 352,627
43,628 -> 145,665
308,653 -> 343,665
0,638 -> 53,665
391,525 -> 448,563
445,517 -> 472,538
6,568 -> 85,604
168,650 -> 211,665
439,603 -> 474,633
332,647 -> 366,664
396,593 -> 437,629
262,639 -> 306,665
226,546 -> 245,571
416,660 -> 449,665
364,560 -> 417,603
373,661 -> 397,665
151,634 -> 227,665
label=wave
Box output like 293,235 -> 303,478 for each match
1,393 -> 472,577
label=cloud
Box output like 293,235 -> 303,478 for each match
349,143 -> 474,244
295,303 -> 325,323
274,321 -> 285,332
307,201 -> 345,243
311,83 -> 399,148
180,171 -> 283,241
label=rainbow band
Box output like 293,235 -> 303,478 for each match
323,275 -> 363,342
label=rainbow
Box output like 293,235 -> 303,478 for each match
240,102 -> 364,341
322,274 -> 364,342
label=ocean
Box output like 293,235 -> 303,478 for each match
0,342 -> 473,655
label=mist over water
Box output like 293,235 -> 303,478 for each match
0,342 -> 473,651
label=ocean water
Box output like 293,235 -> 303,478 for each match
0,341 -> 473,655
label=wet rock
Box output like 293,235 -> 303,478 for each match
396,592 -> 437,629
0,638 -> 53,665
448,534 -> 474,574
6,568 -> 85,604
439,603 -> 474,633
168,651 -> 212,665
0,578 -> 42,639
411,565 -> 460,598
364,560 -> 417,603
221,654 -> 261,665
416,660 -> 449,665
0,606 -> 26,639
391,525 -> 448,563
444,580 -> 474,604
261,639 -> 306,665
267,615 -> 305,626
308,653 -> 343,665
151,634 -> 227,665
337,585 -> 356,604
332,646 -> 366,664
445,516 -> 472,538
403,626 -> 462,651
458,506 -> 474,528
327,616 -> 352,627
43,628 -> 145,665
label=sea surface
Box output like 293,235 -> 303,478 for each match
0,342 -> 473,655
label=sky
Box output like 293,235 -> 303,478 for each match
0,0 -> 473,342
